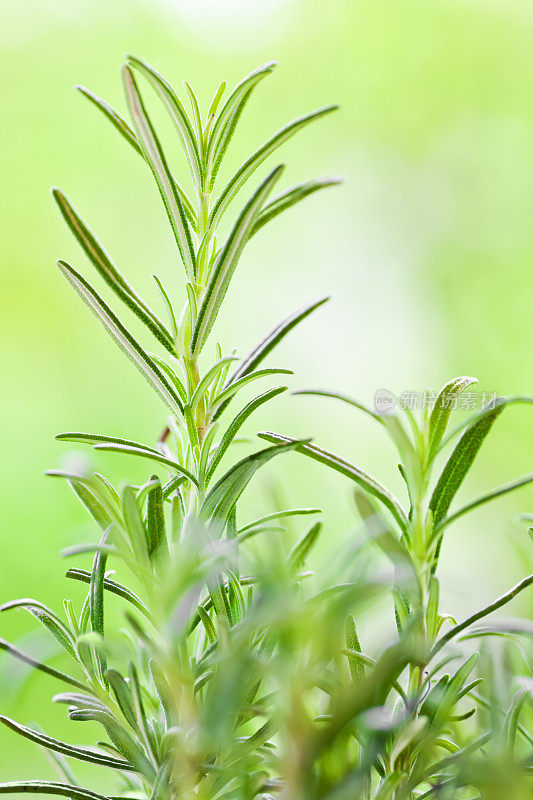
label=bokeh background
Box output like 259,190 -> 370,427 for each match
2,0 -> 533,784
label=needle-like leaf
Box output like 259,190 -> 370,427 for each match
258,431 -> 410,536
52,189 -> 174,353
209,105 -> 338,227
0,601 -> 75,658
126,55 -> 202,190
429,401 -> 505,528
207,61 -> 276,179
0,782 -> 109,800
123,66 -> 196,279
0,639 -> 86,690
211,368 -> 292,414
0,718 -> 134,771
58,261 -> 184,417
65,569 -> 154,624
431,573 -> 533,658
200,441 -> 305,526
192,166 -> 284,357
427,376 -> 478,463
434,471 -> 533,533
93,443 -> 198,486
225,297 -> 328,388
251,177 -> 342,237
207,386 -> 288,482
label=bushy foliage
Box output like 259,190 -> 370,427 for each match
1,57 -> 532,800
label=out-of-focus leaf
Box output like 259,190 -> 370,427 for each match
287,521 -> 322,568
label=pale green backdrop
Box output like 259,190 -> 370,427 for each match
1,0 -> 533,785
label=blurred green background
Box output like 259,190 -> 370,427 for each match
2,0 -> 533,784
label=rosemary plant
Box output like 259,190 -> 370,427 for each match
1,56 -> 532,800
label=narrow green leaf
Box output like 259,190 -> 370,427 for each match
190,356 -> 238,410
503,689 -> 530,751
149,660 -> 175,728
207,61 -> 275,173
0,600 -> 75,658
238,506 -> 321,534
58,261 -> 184,417
0,782 -> 109,800
211,368 -> 291,413
431,574 -> 533,658
56,431 -> 159,453
65,568 -> 154,624
129,664 -> 158,764
429,401 -> 504,528
427,376 -> 478,462
68,479 -> 114,533
192,166 -> 284,356
438,395 -> 533,452
0,717 -> 134,771
345,615 -> 365,684
90,529 -> 109,680
287,521 -> 322,568
209,105 -> 338,227
251,177 -> 342,236
75,85 -> 200,232
68,708 -> 155,779
92,443 -> 198,486
0,638 -> 86,690
207,80 -> 227,121
122,66 -> 196,279
146,476 -> 168,562
209,85 -> 254,190
152,275 -> 178,339
105,669 -> 137,729
207,387 -> 287,482
259,432 -> 410,536
225,297 -> 328,389
148,353 -> 187,403
200,441 -> 305,526
52,188 -> 174,353
126,55 -> 202,188
52,693 -> 107,712
76,84 -> 141,151
294,387 -> 383,422
435,471 -> 533,533
122,485 -> 149,564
